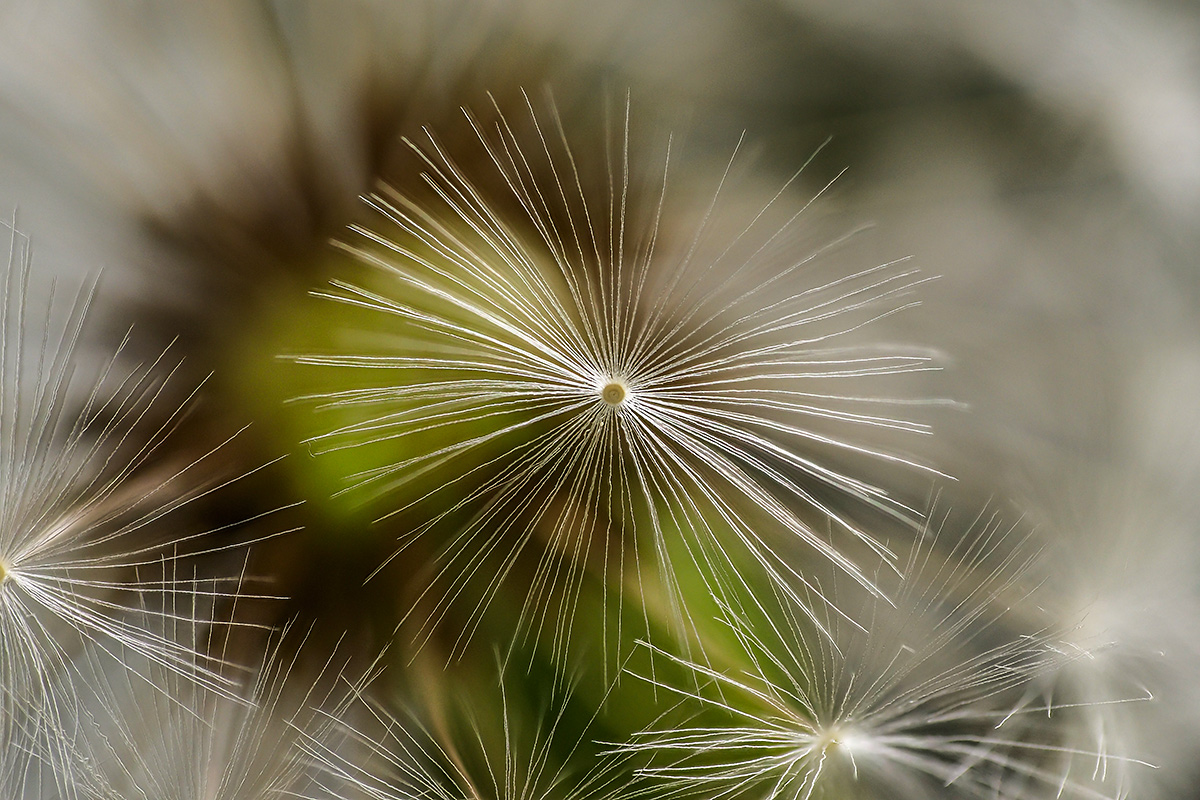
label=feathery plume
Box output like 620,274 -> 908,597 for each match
0,217 -> 298,790
292,93 -> 945,666
613,505 -> 1154,799
998,459 -> 1188,799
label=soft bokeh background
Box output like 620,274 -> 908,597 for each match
1,1 -> 1198,796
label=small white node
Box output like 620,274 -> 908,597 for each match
600,380 -> 628,406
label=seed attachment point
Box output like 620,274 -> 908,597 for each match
600,380 -> 628,406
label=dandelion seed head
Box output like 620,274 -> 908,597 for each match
992,459 -> 1193,798
292,92 -> 946,667
0,218 -> 299,797
618,506 -> 1157,799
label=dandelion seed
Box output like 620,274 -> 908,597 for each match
614,505 -> 1156,800
995,462 -> 1184,799
0,217 -> 300,789
292,92 -> 947,666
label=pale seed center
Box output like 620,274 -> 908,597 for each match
600,381 -> 628,406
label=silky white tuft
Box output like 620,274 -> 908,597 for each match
0,217 -> 299,792
613,505 -> 1156,799
293,93 -> 947,666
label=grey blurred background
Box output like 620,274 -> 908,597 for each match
1,1 -> 1198,795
